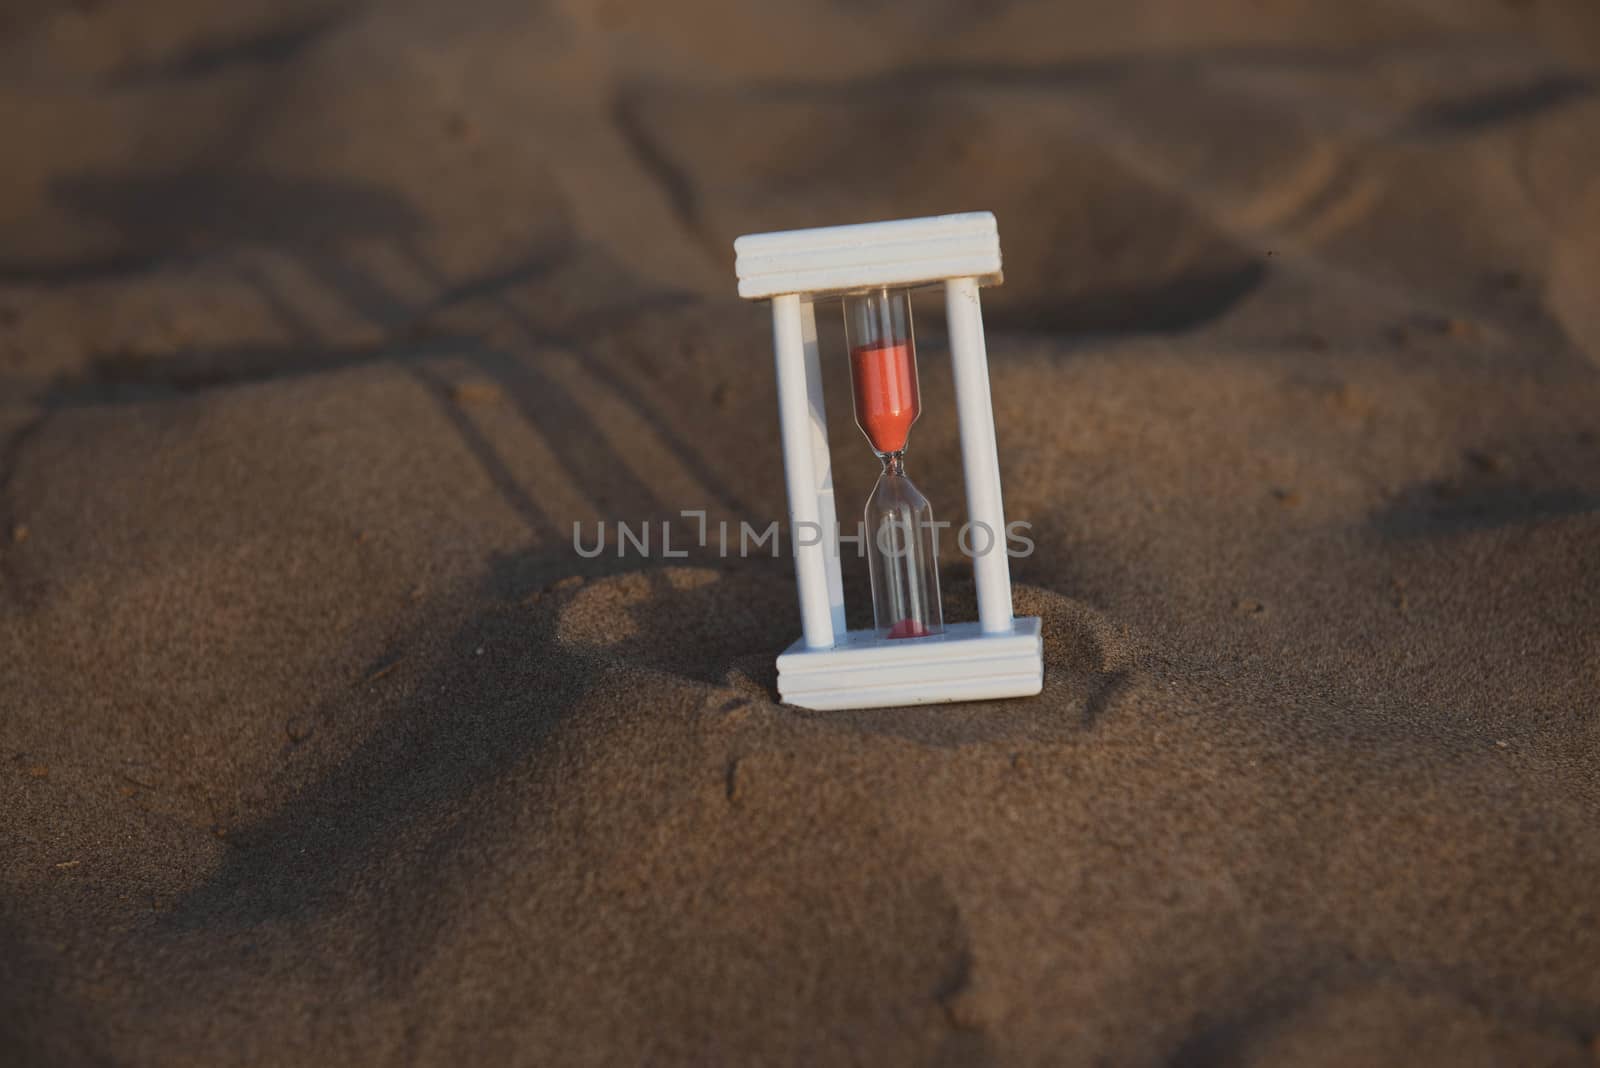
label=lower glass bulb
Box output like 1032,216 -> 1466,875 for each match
865,454 -> 944,640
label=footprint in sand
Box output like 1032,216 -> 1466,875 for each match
555,565 -> 795,688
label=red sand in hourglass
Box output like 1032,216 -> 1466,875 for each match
849,342 -> 920,455
886,618 -> 930,639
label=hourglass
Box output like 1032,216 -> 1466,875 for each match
735,212 -> 1043,711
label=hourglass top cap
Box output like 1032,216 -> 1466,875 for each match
734,212 -> 1003,301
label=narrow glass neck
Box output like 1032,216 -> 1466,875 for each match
879,451 -> 906,476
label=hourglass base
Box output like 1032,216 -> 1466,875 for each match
775,616 -> 1043,711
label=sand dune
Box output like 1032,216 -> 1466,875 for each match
2,1 -> 1599,1064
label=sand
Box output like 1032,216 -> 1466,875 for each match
3,0 -> 1600,1063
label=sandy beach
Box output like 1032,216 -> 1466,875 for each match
3,0 -> 1600,1063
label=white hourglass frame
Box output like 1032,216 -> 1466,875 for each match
735,211 -> 1043,711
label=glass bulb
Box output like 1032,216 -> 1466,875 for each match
843,288 -> 920,457
865,453 -> 943,639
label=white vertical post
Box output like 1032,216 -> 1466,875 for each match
945,277 -> 1014,634
800,300 -> 848,637
772,294 -> 836,649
